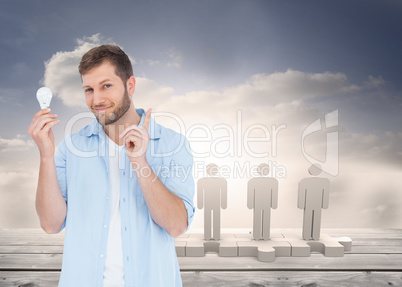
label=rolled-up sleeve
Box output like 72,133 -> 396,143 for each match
163,137 -> 195,230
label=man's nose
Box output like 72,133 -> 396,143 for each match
93,90 -> 106,105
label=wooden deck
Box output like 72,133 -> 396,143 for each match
0,228 -> 401,286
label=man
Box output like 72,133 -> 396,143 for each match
28,45 -> 195,286
298,164 -> 329,240
247,163 -> 278,240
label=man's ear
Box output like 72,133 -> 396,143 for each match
127,76 -> 136,96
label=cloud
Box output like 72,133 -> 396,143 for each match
43,33 -> 113,107
134,77 -> 175,109
0,170 -> 32,187
339,130 -> 402,167
149,70 -> 368,128
0,169 -> 39,228
146,59 -> 161,66
139,48 -> 182,68
166,47 -> 183,69
220,69 -> 361,106
0,134 -> 34,152
363,75 -> 385,89
0,88 -> 25,104
351,170 -> 402,228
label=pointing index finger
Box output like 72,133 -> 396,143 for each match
142,108 -> 152,131
119,109 -> 152,139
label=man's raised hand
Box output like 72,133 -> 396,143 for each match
28,108 -> 60,158
119,109 -> 152,165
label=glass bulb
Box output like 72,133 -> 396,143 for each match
36,87 -> 53,109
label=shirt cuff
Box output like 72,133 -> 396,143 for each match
183,200 -> 195,232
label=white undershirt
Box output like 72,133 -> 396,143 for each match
103,139 -> 125,287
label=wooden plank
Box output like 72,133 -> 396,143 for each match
0,271 -> 60,287
0,244 -> 401,256
218,228 -> 402,236
0,229 -> 64,236
1,253 -> 402,271
0,240 -> 64,246
345,245 -> 402,254
331,233 -> 402,239
0,236 -> 64,246
321,228 -> 402,236
0,236 -> 400,249
350,238 -> 402,247
181,271 -> 402,286
1,271 -> 401,287
0,254 -> 62,270
0,231 -> 64,246
178,254 -> 402,271
284,228 -> 402,237
0,229 -> 48,235
0,245 -> 64,254
0,244 -> 400,256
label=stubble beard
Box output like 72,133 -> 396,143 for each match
95,89 -> 131,126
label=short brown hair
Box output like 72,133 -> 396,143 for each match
78,44 -> 133,84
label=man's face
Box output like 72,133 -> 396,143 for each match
82,61 -> 131,125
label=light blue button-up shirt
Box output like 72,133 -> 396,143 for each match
55,109 -> 195,287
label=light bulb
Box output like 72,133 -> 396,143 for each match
36,87 -> 53,109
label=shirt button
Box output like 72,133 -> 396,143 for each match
100,254 -> 104,258
125,226 -> 127,231
123,171 -> 126,176
106,197 -> 110,201
103,225 -> 107,228
123,198 -> 126,203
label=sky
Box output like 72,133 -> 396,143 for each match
0,0 -> 401,231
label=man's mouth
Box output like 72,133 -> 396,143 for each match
93,106 -> 112,112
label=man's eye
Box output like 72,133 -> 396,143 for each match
85,88 -> 93,93
104,84 -> 111,88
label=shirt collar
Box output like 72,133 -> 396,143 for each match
79,108 -> 161,140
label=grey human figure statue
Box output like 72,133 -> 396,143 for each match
298,164 -> 330,240
197,163 -> 227,240
247,163 -> 278,240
